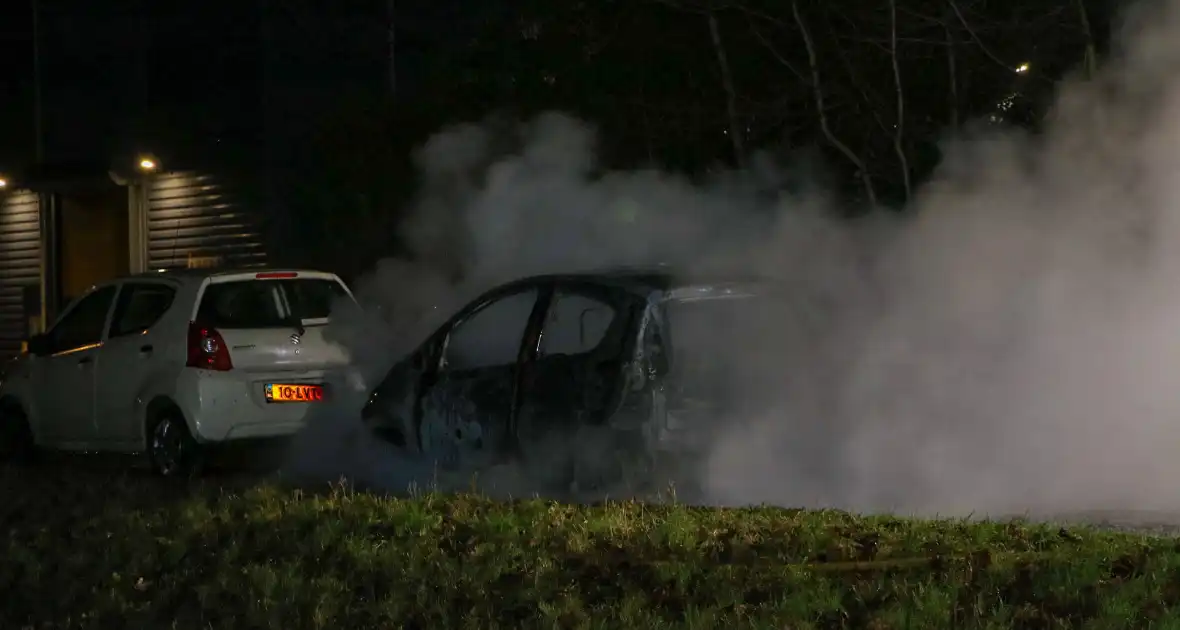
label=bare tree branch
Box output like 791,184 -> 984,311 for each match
828,25 -> 892,137
897,6 -> 953,27
945,17 -> 959,128
730,3 -> 787,27
889,0 -> 911,200
791,0 -> 876,207
706,10 -> 746,168
649,0 -> 749,167
1073,0 -> 1098,79
746,18 -> 807,83
838,35 -> 961,48
946,0 -> 1015,72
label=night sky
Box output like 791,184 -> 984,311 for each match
0,1 -> 467,173
0,1 -> 1119,188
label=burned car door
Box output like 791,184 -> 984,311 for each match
361,336 -> 442,449
514,284 -> 647,488
415,286 -> 543,471
519,285 -> 637,425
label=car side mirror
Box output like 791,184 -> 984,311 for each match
26,333 -> 50,356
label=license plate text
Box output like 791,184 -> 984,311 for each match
265,383 -> 325,403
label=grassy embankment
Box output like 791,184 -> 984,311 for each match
4,464 -> 1180,629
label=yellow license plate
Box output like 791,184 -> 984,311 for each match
265,383 -> 325,403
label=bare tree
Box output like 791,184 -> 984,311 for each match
946,0 -> 1016,73
791,1 -> 877,206
1072,0 -> 1097,79
888,0 -> 911,200
706,9 -> 747,168
647,0 -> 1090,197
651,0 -> 748,168
944,14 -> 959,128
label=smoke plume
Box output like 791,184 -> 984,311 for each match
286,0 -> 1180,516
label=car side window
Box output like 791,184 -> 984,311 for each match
443,288 -> 539,371
47,285 -> 117,353
539,289 -> 616,357
109,283 -> 177,338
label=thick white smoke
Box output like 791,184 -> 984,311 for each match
286,0 -> 1180,516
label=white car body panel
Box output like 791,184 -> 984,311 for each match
0,268 -> 356,454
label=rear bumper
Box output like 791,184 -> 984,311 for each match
174,369 -> 325,443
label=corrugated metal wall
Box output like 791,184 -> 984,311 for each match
0,191 -> 41,358
146,171 -> 267,270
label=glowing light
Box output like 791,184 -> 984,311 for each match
139,158 -> 156,171
0,178 -> 7,188
1015,62 -> 1030,74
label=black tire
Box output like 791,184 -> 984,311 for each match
0,402 -> 37,465
147,409 -> 204,477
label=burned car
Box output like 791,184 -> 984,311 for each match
360,267 -> 776,495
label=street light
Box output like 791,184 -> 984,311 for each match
139,157 -> 157,171
0,178 -> 7,189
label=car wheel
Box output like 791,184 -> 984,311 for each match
0,402 -> 37,465
148,410 -> 204,477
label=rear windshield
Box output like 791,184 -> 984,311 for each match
196,278 -> 350,329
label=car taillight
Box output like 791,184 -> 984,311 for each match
186,322 -> 233,371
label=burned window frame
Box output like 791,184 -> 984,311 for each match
434,282 -> 548,373
536,282 -> 629,359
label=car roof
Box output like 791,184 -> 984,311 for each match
500,264 -> 769,297
57,266 -> 344,314
123,266 -> 330,282
495,266 -> 670,295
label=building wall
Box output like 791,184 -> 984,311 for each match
0,191 -> 42,359
0,169 -> 271,357
146,171 -> 267,270
59,187 -> 129,304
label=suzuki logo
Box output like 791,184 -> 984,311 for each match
290,333 -> 301,345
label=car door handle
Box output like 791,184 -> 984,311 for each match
139,344 -> 153,353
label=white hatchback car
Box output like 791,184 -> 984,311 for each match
0,268 -> 355,476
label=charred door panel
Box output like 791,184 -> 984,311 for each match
362,346 -> 437,449
519,286 -> 637,431
415,287 -> 542,471
419,365 -> 515,470
515,285 -> 648,490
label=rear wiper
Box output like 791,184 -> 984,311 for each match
286,312 -> 306,336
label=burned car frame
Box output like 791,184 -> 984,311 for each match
360,267 -> 765,494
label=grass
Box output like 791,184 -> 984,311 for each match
5,464 -> 1180,629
